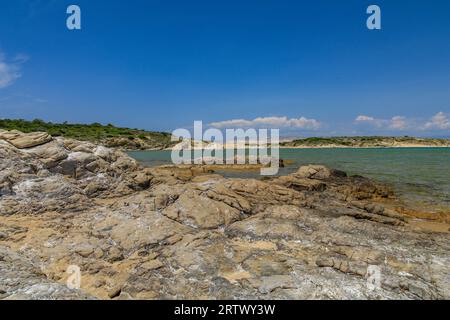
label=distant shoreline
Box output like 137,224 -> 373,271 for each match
160,143 -> 450,151
279,145 -> 450,149
164,136 -> 450,151
156,145 -> 450,151
1,119 -> 449,151
279,137 -> 450,149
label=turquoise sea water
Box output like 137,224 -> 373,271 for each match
128,148 -> 450,212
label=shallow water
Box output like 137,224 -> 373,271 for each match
128,148 -> 450,212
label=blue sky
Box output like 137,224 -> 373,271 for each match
0,0 -> 449,137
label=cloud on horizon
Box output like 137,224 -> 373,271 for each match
206,113 -> 450,137
423,112 -> 450,130
209,116 -> 321,130
355,114 -> 409,130
355,112 -> 450,134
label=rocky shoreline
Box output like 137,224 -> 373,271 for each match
0,131 -> 449,300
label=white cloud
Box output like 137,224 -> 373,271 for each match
355,115 -> 408,130
209,116 -> 321,130
355,115 -> 384,128
389,116 -> 407,130
0,52 -> 29,89
423,112 -> 450,130
355,115 -> 375,122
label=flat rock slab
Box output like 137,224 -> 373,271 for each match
0,130 -> 52,149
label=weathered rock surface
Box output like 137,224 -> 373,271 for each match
0,131 -> 449,300
0,247 -> 93,300
0,130 -> 52,149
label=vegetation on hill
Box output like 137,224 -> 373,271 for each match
281,136 -> 450,147
2,119 -> 448,150
0,119 -> 175,150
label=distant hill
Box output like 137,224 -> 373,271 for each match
0,119 -> 176,150
2,120 -> 449,150
281,136 -> 450,148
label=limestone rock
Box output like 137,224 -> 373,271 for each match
294,165 -> 339,180
273,175 -> 326,191
24,140 -> 69,168
0,246 -> 93,299
0,131 -> 449,300
0,130 -> 52,149
163,191 -> 241,229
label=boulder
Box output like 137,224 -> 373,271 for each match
24,140 -> 68,168
273,175 -> 326,191
294,165 -> 346,180
163,191 -> 241,229
0,130 -> 52,149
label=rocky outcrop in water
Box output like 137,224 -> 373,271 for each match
0,131 -> 449,300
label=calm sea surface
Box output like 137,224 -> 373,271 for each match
128,148 -> 450,212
